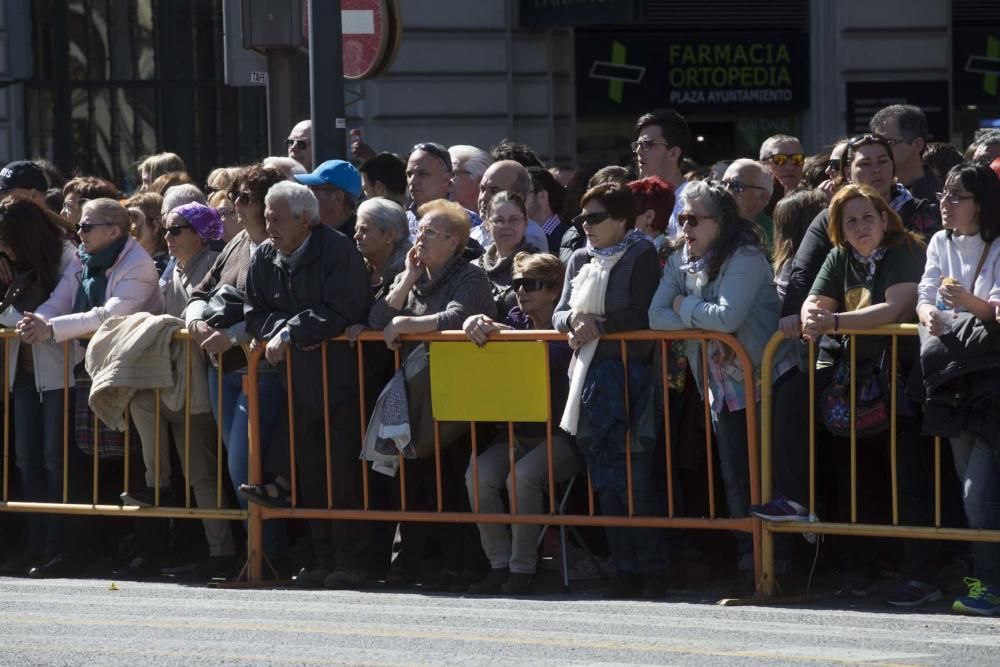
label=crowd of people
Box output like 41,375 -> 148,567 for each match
0,104 -> 999,615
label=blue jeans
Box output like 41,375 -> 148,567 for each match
598,449 -> 667,576
13,370 -> 71,556
207,366 -> 287,556
950,432 -> 1000,584
713,403 -> 757,572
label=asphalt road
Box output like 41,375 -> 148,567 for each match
0,576 -> 998,666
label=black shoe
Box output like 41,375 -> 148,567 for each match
324,567 -> 365,590
28,555 -> 82,579
164,555 -> 235,581
500,572 -> 534,596
425,569 -> 459,592
120,487 -> 172,508
383,566 -> 417,588
641,575 -> 668,600
0,550 -> 38,576
292,565 -> 330,588
448,570 -> 484,593
603,573 -> 642,599
238,479 -> 291,508
467,568 -> 509,595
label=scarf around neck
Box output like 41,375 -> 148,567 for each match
74,235 -> 128,312
851,245 -> 888,284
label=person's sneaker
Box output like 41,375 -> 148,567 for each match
953,577 -> 1000,616
468,568 -> 509,595
750,495 -> 810,522
120,487 -> 172,508
886,580 -> 942,608
324,567 -> 365,590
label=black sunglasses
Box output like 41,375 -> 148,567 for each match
720,178 -> 766,194
826,158 -> 842,172
677,212 -> 716,228
76,222 -> 115,234
572,211 -> 612,227
164,224 -> 193,236
286,138 -> 309,150
412,142 -> 453,173
511,278 -> 552,293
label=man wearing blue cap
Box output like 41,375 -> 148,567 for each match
295,159 -> 362,239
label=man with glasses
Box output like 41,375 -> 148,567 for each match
759,134 -> 806,197
295,159 -> 362,239
870,104 -> 941,202
632,108 -> 691,237
405,142 -> 483,241
721,159 -> 775,246
286,120 -> 313,172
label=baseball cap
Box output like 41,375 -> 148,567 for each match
294,159 -> 362,198
0,161 -> 47,194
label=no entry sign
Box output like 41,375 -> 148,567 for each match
341,0 -> 400,80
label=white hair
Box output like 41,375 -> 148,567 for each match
265,180 -> 320,226
263,156 -> 307,178
759,134 -> 802,160
161,184 -> 207,215
448,145 -> 493,181
357,197 -> 408,242
726,158 -> 774,196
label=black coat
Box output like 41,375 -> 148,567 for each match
245,224 -> 371,408
911,313 -> 1000,441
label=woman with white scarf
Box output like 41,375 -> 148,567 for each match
649,179 -> 796,583
552,182 -> 664,599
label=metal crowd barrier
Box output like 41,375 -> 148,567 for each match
0,329 -> 245,524
245,329 -> 763,586
757,324 -> 1000,595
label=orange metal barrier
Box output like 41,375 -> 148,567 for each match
758,325 -> 1000,596
245,329 -> 763,586
0,329 -> 245,519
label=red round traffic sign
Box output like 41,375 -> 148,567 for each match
342,0 -> 393,80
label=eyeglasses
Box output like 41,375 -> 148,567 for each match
489,216 -> 525,227
936,191 -> 975,205
826,158 -> 842,172
76,222 -> 115,234
234,190 -> 254,203
286,138 -> 309,150
885,137 -> 911,146
720,178 -> 766,194
412,142 -> 453,173
217,208 -> 236,218
571,211 -> 612,227
762,153 -> 805,167
416,225 -> 453,240
164,224 -> 193,236
630,139 -> 671,153
511,278 -> 552,293
677,212 -> 716,228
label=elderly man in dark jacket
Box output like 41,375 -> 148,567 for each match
245,180 -> 372,589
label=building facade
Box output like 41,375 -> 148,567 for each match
1,0 -> 997,187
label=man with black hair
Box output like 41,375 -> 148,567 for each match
870,104 -> 941,201
632,109 -> 691,236
359,152 -> 407,206
527,166 -> 567,254
489,139 -> 545,169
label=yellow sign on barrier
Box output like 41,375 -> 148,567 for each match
429,341 -> 549,422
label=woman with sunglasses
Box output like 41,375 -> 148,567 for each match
818,139 -> 849,203
477,191 -> 540,321
462,252 -> 579,595
0,197 -> 81,575
553,182 -> 665,599
186,166 -> 289,519
754,184 -> 927,599
649,180 -> 796,582
915,161 -> 1000,615
779,133 -> 941,341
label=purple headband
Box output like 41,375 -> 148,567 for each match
172,202 -> 223,243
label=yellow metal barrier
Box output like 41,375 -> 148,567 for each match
758,324 -> 1000,595
0,329 -> 245,520
245,329 -> 764,587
